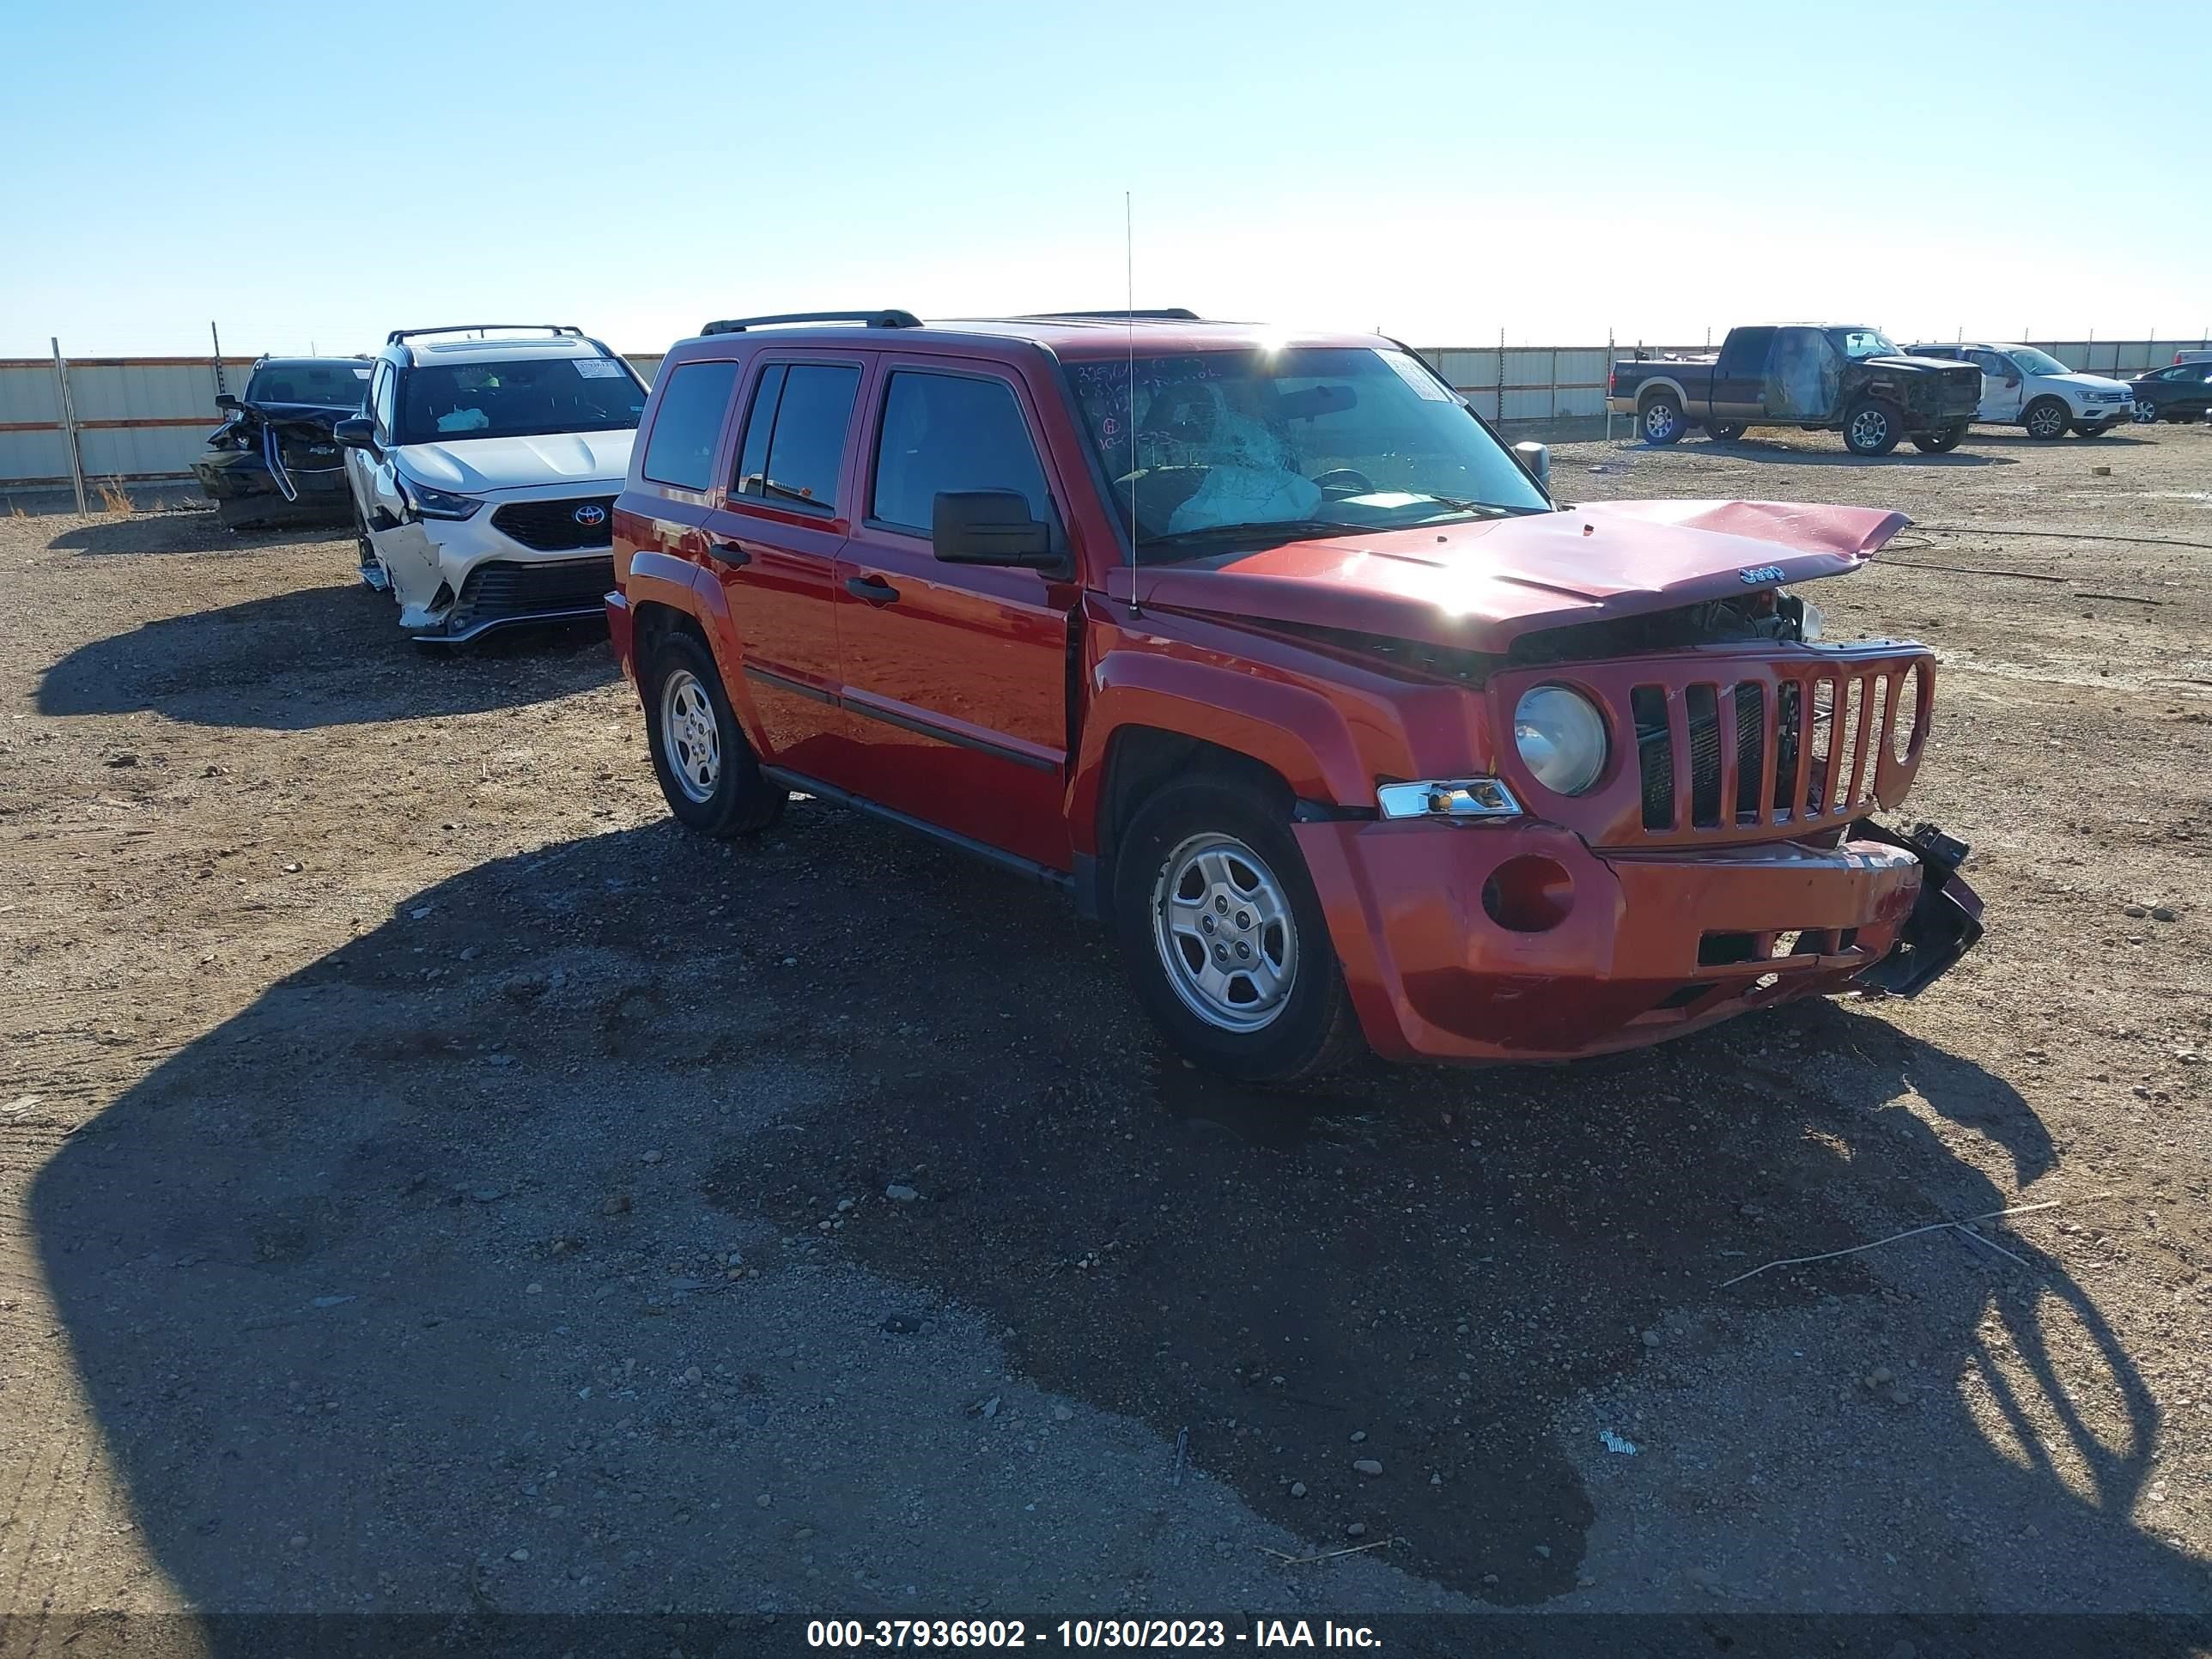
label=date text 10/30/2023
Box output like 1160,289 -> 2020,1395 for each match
805,1619 -> 1384,1649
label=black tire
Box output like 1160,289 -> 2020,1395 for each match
642,631 -> 786,837
1710,422 -> 1747,441
2022,398 -> 2069,441
1911,424 -> 1966,454
1638,393 -> 1686,445
2070,422 -> 2112,438
1111,775 -> 1360,1082
1842,399 -> 1904,457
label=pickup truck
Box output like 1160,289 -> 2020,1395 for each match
608,309 -> 1984,1081
1608,325 -> 1984,456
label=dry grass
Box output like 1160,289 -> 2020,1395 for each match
95,477 -> 133,516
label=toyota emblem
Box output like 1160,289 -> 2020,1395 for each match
573,502 -> 608,528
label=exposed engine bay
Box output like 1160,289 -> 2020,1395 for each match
1504,586 -> 1823,665
1263,587 -> 1827,685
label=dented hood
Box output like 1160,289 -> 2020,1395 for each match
1105,498 -> 1908,653
390,429 -> 636,496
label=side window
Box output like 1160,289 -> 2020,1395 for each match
871,371 -> 1050,532
1966,350 -> 2005,379
640,359 -> 739,490
731,363 -> 861,514
1717,326 -> 1774,378
371,362 -> 396,437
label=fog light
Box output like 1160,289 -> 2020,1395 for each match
1481,855 -> 1573,933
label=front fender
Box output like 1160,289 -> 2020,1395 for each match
1068,635 -> 1374,857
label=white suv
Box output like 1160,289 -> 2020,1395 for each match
1905,342 -> 2135,440
337,325 -> 649,641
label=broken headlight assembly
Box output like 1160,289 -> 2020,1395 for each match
398,476 -> 483,521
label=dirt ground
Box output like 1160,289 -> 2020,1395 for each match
2,422 -> 2208,1654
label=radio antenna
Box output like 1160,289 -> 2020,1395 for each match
1125,190 -> 1141,621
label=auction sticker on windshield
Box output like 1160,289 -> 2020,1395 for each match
575,360 -> 628,379
1377,349 -> 1452,400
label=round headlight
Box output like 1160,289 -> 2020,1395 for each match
1514,684 -> 1608,795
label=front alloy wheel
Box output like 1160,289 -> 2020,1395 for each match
1112,777 -> 1358,1081
1152,833 -> 1299,1033
1843,400 -> 1901,457
2131,400 -> 2159,424
2023,398 -> 2069,440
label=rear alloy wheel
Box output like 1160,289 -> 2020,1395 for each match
1842,399 -> 1903,457
1911,424 -> 1966,454
643,631 -> 785,837
1113,778 -> 1358,1081
1640,393 -> 1686,445
1710,422 -> 1747,441
2022,398 -> 2069,441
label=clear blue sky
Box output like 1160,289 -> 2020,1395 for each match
6,0 -> 2208,357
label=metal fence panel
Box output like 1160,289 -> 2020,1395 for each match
9,333 -> 2209,490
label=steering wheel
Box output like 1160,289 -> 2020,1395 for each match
1310,467 -> 1376,497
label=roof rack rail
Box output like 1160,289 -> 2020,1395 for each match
1012,308 -> 1201,323
699,310 -> 923,336
386,324 -> 584,344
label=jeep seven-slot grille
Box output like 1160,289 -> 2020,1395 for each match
447,556 -> 615,632
490,495 -> 617,551
1634,667 -> 1912,832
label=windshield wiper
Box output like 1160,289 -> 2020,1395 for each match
1139,518 -> 1376,550
1413,495 -> 1540,518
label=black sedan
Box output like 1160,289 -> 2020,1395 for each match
192,356 -> 372,531
2129,361 -> 2212,424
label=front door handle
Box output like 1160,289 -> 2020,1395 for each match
708,539 -> 752,567
845,574 -> 898,605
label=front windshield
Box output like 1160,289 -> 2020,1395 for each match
396,356 -> 646,445
1832,329 -> 1899,361
2009,347 -> 2071,376
1062,347 -> 1551,558
244,362 -> 369,410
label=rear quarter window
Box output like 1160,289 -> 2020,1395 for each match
641,360 -> 740,490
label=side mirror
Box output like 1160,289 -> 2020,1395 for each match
2004,376 -> 2020,389
1513,441 -> 1552,488
332,416 -> 379,452
932,489 -> 1058,568
215,392 -> 240,411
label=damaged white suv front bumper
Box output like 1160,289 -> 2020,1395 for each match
366,478 -> 622,644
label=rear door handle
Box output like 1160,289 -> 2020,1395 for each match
845,574 -> 898,605
708,539 -> 752,566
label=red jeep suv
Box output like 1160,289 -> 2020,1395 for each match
606,308 -> 1983,1080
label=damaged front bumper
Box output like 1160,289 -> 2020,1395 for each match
378,491 -> 620,645
191,408 -> 354,532
1293,814 -> 1984,1064
1849,820 -> 1985,998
